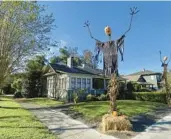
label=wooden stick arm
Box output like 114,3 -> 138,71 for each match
124,7 -> 139,36
167,52 -> 171,64
84,20 -> 101,42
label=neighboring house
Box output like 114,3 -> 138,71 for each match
44,56 -> 126,101
124,69 -> 162,90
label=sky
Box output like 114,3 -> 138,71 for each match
39,1 -> 171,75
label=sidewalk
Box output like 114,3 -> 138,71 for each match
20,102 -> 118,139
132,112 -> 171,139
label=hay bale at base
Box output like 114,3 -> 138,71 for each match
102,114 -> 132,132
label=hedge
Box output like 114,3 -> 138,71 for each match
133,91 -> 167,104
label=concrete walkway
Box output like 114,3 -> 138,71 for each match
20,103 -> 118,139
132,112 -> 171,139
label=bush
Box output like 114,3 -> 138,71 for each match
14,92 -> 23,98
1,84 -> 15,94
98,94 -> 107,101
73,92 -> 79,104
86,94 -> 97,101
133,83 -> 141,92
11,79 -> 23,92
139,88 -> 152,92
133,91 -> 167,103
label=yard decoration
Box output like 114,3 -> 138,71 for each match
104,26 -> 112,36
101,74 -> 132,132
159,51 -> 171,106
102,113 -> 132,132
108,74 -> 119,115
84,7 -> 139,76
84,7 -> 139,132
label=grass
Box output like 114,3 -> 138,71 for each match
16,97 -> 64,107
0,97 -> 57,139
70,100 -> 167,122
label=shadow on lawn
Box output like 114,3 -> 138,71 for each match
0,106 -> 23,109
0,115 -> 24,119
0,125 -> 45,129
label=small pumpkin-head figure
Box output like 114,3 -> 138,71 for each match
104,26 -> 112,36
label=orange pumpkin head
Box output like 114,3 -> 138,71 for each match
104,26 -> 112,36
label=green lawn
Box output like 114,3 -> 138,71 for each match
70,100 -> 166,122
0,97 -> 57,139
16,97 -> 64,107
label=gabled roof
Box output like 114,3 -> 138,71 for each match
128,70 -> 161,76
123,75 -> 141,82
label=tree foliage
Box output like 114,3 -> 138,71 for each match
23,55 -> 47,97
50,46 -> 82,66
0,1 -> 57,87
82,49 -> 97,68
11,78 -> 23,92
26,55 -> 46,72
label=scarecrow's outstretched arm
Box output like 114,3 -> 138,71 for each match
84,20 -> 101,42
159,51 -> 163,63
124,7 -> 139,36
167,53 -> 171,64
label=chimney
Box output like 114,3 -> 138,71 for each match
67,56 -> 73,68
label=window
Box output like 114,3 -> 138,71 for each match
82,78 -> 86,89
64,78 -> 67,89
71,77 -> 76,89
156,75 -> 161,82
77,78 -> 81,88
47,80 -> 49,88
48,79 -> 53,89
62,78 -> 64,89
87,79 -> 91,89
59,79 -> 61,89
57,78 -> 59,88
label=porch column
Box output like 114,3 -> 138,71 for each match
104,79 -> 106,90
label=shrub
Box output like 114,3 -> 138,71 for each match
73,92 -> 79,104
11,78 -> 23,92
139,88 -> 152,92
14,92 -> 23,98
1,84 -> 15,94
86,94 -> 97,101
133,83 -> 141,92
133,91 -> 167,103
98,94 -> 107,101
